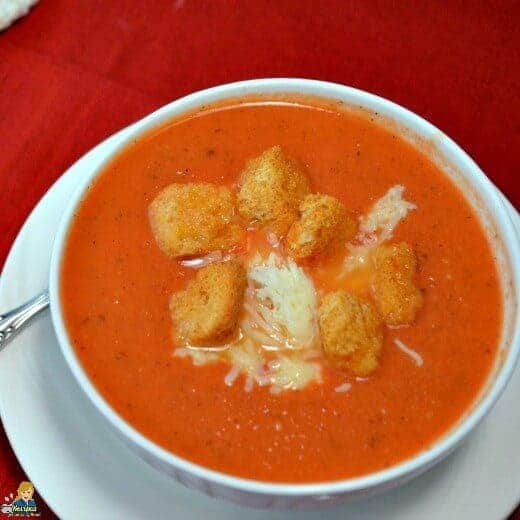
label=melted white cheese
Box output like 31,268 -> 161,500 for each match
174,253 -> 322,393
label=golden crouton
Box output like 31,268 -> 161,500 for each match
318,291 -> 383,376
287,194 -> 358,259
237,146 -> 310,236
170,260 -> 246,346
149,183 -> 243,258
372,242 -> 423,326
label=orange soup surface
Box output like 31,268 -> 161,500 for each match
61,99 -> 502,482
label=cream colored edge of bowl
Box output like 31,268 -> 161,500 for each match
48,78 -> 520,497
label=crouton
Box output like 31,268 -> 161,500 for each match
287,194 -> 358,259
237,146 -> 310,236
372,242 -> 423,326
149,183 -> 243,258
170,260 -> 246,346
318,291 -> 383,376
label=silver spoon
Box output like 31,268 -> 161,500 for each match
0,291 -> 50,351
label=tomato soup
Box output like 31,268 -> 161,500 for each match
61,99 -> 502,482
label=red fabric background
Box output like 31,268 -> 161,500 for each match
0,1 -> 518,517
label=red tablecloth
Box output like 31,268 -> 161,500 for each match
1,1 -> 518,517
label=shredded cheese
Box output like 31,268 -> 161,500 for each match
247,253 -> 320,350
342,185 -> 416,275
267,355 -> 322,391
179,250 -> 236,268
224,365 -> 240,386
394,338 -> 423,366
174,347 -> 220,366
359,185 -> 417,242
174,252 -> 322,393
334,382 -> 352,393
228,339 -> 263,370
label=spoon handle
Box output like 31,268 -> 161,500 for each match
0,291 -> 50,351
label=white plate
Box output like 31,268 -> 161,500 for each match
1,126 -> 519,520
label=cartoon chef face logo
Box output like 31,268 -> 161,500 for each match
1,482 -> 40,517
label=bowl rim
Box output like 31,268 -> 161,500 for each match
48,78 -> 520,496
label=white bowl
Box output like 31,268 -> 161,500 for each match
48,79 -> 520,510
